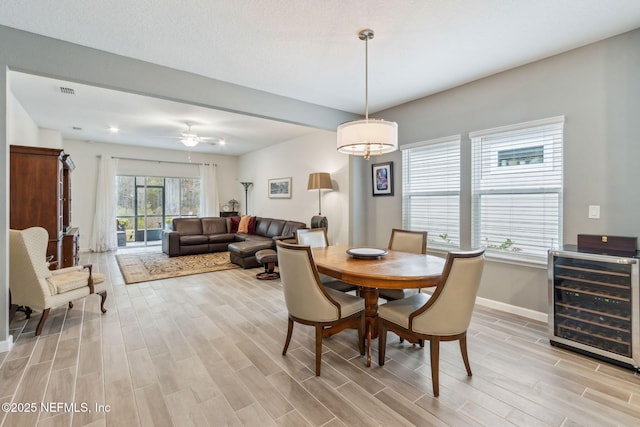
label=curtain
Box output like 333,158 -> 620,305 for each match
89,156 -> 118,252
200,163 -> 220,217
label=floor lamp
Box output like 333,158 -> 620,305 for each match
240,182 -> 253,215
307,172 -> 332,229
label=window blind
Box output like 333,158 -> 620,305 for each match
470,116 -> 564,261
402,136 -> 461,248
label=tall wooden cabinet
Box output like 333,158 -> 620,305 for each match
10,145 -> 77,268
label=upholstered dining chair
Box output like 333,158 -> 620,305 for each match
378,228 -> 428,301
276,241 -> 365,375
9,227 -> 107,336
295,228 -> 358,293
378,248 -> 485,397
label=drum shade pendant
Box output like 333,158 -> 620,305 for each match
337,29 -> 398,160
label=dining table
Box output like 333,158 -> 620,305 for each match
312,245 -> 446,366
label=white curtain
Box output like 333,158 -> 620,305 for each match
200,163 -> 220,217
89,156 -> 118,252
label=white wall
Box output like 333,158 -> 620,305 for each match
362,28 -> 640,315
64,139 -> 239,251
38,128 -> 63,148
238,130 -> 350,246
7,89 -> 38,146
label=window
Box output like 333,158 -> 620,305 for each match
402,136 -> 461,249
471,116 -> 564,261
116,175 -> 200,245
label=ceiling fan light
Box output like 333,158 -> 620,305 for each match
181,133 -> 199,147
180,124 -> 200,147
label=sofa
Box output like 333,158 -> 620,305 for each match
228,217 -> 306,268
162,217 -> 236,257
162,216 -> 306,269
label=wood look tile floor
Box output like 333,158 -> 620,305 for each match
3,249 -> 640,426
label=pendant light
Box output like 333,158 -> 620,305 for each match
337,29 -> 398,160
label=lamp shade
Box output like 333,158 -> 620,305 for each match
307,172 -> 332,190
337,119 -> 398,159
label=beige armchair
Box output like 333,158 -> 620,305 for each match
9,227 -> 107,336
276,241 -> 365,375
295,228 -> 357,292
378,228 -> 428,301
378,248 -> 485,396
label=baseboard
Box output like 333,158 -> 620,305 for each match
475,296 -> 548,323
0,335 -> 14,353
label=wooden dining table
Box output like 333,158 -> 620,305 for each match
312,245 -> 446,366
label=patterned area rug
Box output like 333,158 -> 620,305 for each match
116,251 -> 240,284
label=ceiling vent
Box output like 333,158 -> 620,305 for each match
58,86 -> 76,95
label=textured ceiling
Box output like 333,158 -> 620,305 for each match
3,0 -> 640,154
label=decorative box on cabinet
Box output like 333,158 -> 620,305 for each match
548,246 -> 640,370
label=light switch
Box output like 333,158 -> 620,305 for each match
588,205 -> 600,219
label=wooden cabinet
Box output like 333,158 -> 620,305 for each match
548,247 -> 639,370
10,145 -> 77,267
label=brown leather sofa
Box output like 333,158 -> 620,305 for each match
162,216 -> 306,268
162,217 -> 235,257
229,217 -> 306,268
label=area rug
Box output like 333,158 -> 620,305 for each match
116,251 -> 240,284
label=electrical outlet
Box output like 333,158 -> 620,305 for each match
588,205 -> 600,219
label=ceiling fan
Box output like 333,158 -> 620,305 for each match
179,123 -> 226,148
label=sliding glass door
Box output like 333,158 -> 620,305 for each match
136,177 -> 164,244
117,175 -> 200,247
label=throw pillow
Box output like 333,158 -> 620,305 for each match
248,216 -> 257,234
238,215 -> 251,233
230,217 -> 240,233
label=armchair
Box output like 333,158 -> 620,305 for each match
378,248 -> 485,396
295,228 -> 358,293
277,241 -> 365,375
378,228 -> 428,301
9,227 -> 107,336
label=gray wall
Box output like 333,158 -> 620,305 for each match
0,24 -> 356,349
361,28 -> 640,315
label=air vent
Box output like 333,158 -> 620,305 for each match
59,86 -> 76,95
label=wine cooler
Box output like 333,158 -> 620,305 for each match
548,247 -> 640,370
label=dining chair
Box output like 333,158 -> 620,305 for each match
9,227 -> 107,336
377,248 -> 485,396
295,228 -> 358,293
378,228 -> 428,301
276,241 -> 365,375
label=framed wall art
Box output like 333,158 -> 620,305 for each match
372,161 -> 394,196
268,177 -> 292,198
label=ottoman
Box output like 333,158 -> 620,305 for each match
255,249 -> 279,280
228,240 -> 274,268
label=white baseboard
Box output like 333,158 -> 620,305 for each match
0,335 -> 14,353
475,296 -> 548,323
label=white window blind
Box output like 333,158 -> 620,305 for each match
471,116 -> 564,261
402,136 -> 461,249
